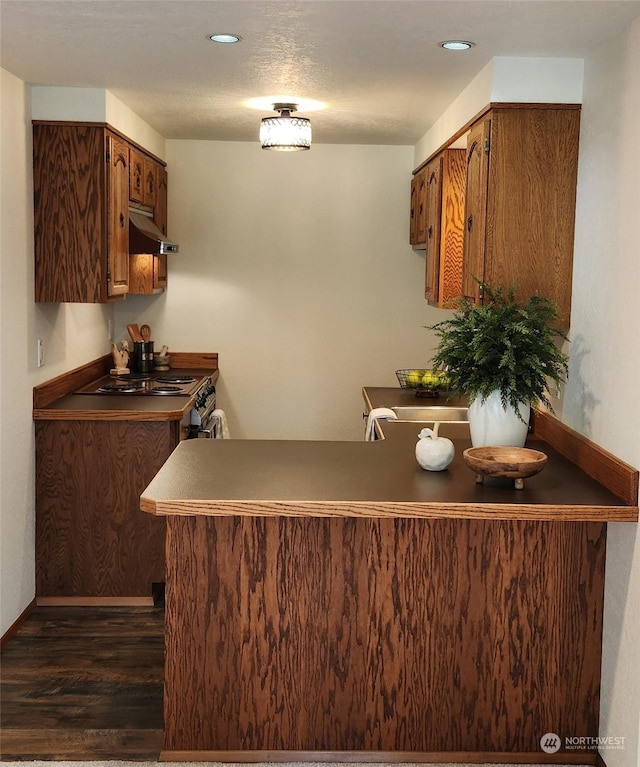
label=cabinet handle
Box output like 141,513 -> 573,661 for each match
120,213 -> 125,228
467,215 -> 473,231
428,225 -> 433,239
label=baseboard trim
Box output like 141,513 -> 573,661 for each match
0,597 -> 37,649
160,750 -> 597,764
36,596 -> 154,607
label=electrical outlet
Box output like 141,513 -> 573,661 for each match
37,338 -> 45,368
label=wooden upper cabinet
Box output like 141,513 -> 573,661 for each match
129,164 -> 169,296
34,122 -> 169,303
424,149 -> 466,307
461,105 -> 580,325
415,104 -> 580,324
33,123 -> 129,303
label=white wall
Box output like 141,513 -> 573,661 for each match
413,57 -> 584,167
564,19 -> 640,767
0,71 -> 122,634
31,86 -> 166,160
115,141 -> 444,440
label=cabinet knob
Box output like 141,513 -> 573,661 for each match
428,225 -> 433,239
120,213 -> 125,228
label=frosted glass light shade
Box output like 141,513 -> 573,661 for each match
260,114 -> 312,151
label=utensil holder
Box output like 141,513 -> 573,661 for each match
133,341 -> 154,373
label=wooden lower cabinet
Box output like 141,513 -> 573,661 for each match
35,419 -> 178,598
163,514 -> 605,760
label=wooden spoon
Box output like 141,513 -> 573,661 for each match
140,324 -> 152,343
127,323 -> 143,343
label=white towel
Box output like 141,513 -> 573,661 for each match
364,407 -> 397,441
212,409 -> 230,439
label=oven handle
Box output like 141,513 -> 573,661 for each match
196,408 -> 219,439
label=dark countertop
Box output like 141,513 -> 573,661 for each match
140,386 -> 637,522
33,368 -> 218,422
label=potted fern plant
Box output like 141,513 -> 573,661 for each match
428,282 -> 569,447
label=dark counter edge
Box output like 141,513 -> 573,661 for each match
138,386 -> 637,523
32,352 -> 219,421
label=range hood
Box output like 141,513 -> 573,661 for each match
129,209 -> 179,255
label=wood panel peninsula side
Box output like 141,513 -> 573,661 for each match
141,386 -> 638,763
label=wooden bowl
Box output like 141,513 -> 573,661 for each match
463,446 -> 548,489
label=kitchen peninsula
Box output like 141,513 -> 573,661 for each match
141,387 -> 638,763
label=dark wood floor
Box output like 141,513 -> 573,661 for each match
0,605 -> 164,760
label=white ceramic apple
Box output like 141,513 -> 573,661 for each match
415,422 -> 455,471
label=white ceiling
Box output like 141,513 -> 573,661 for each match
2,0 -> 640,145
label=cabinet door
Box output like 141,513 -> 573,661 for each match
107,133 -> 130,298
461,118 -> 491,303
409,176 -> 418,245
424,156 -> 443,302
155,165 -> 168,236
34,124 -> 108,302
439,149 -> 466,306
144,158 -> 158,207
154,254 -> 168,289
411,168 -> 428,249
484,108 -> 580,325
129,147 -> 145,203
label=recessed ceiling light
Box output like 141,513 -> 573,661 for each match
440,40 -> 475,51
209,33 -> 241,43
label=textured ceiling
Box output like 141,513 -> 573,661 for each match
2,0 -> 640,144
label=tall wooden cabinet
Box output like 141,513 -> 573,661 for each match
412,104 -> 581,325
33,124 -> 130,303
462,106 -> 580,324
33,121 -> 169,303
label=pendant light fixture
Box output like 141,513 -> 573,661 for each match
260,103 -> 312,151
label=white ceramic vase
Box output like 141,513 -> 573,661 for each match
468,390 -> 530,447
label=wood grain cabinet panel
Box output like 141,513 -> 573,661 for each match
424,149 -> 466,306
155,166 -> 168,236
461,117 -> 491,304
35,419 -> 179,597
129,147 -> 145,204
33,123 -> 130,303
106,133 -> 130,298
143,158 -> 158,207
462,106 -> 580,324
163,515 -> 605,756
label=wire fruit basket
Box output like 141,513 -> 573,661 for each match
396,369 -> 451,397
